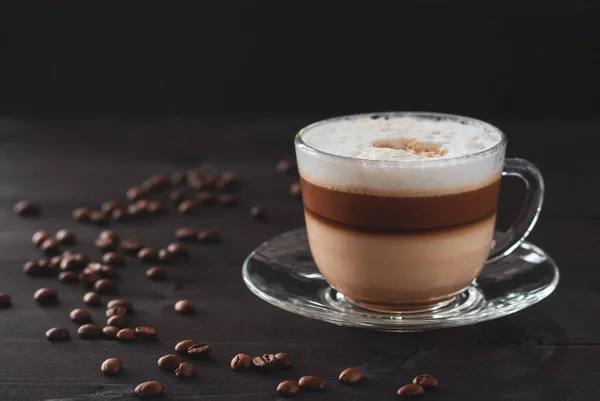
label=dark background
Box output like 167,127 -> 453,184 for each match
0,1 -> 599,119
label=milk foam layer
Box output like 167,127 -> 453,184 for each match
296,113 -> 506,196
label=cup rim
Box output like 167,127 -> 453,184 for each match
295,111 -> 507,165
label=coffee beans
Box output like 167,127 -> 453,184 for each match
121,240 -> 143,254
397,383 -> 425,398
412,374 -> 438,389
46,327 -> 70,341
55,229 -> 77,245
217,193 -> 238,207
147,200 -> 168,215
116,328 -> 136,340
178,199 -> 198,215
14,200 -> 41,216
107,298 -> 133,313
175,227 -> 198,241
252,354 -> 277,370
175,339 -> 198,355
95,236 -> 117,252
102,252 -> 125,266
196,192 -> 215,205
146,266 -> 167,281
72,207 -> 92,222
59,271 -> 79,283
0,293 -> 12,308
78,324 -> 102,339
230,353 -> 252,371
143,174 -> 170,192
83,292 -> 101,307
157,354 -> 182,370
157,248 -> 173,263
290,182 -> 302,198
250,205 -> 267,221
101,358 -> 122,376
275,352 -> 293,369
70,308 -> 92,324
276,159 -> 295,174
101,200 -> 121,214
94,279 -> 117,294
138,247 -> 159,263
32,231 -> 50,247
134,381 -> 163,397
100,229 -> 120,242
277,380 -> 300,396
41,238 -> 60,255
103,325 -> 120,338
176,362 -> 196,377
60,254 -> 84,271
24,260 -> 44,277
126,186 -> 147,201
106,306 -> 127,318
197,229 -> 220,244
90,211 -> 108,225
339,368 -> 363,384
188,343 -> 211,358
172,172 -> 186,184
167,243 -> 188,258
174,300 -> 194,315
107,315 -> 126,328
135,326 -> 157,340
170,190 -> 186,205
299,376 -> 325,390
34,288 -> 58,305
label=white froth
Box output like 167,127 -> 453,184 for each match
296,114 -> 505,195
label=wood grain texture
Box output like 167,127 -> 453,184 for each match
0,117 -> 596,400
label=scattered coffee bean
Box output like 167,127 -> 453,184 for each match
24,260 -> 43,277
412,374 -> 438,389
138,248 -> 159,263
157,354 -> 182,370
276,159 -> 296,174
60,254 -> 84,271
299,376 -> 325,390
175,339 -> 198,355
277,380 -> 300,396
174,300 -> 194,315
143,174 -> 170,192
41,238 -> 60,255
252,354 -> 277,370
72,207 -> 92,222
116,328 -> 136,341
14,200 -> 41,217
0,293 -> 12,308
46,327 -> 70,341
250,205 -> 267,221
196,191 -> 216,205
178,199 -> 198,215
100,229 -> 120,241
59,271 -> 79,284
32,231 -> 51,247
197,229 -> 220,244
101,200 -> 121,214
167,243 -> 188,258
120,240 -> 143,254
216,172 -> 238,190
102,252 -> 125,266
339,367 -> 363,384
80,268 -> 102,286
135,326 -> 157,340
95,236 -> 117,252
146,266 -> 167,281
49,255 -> 63,271
90,211 -> 108,225
290,182 -> 302,198
171,171 -> 187,184
175,362 -> 196,377
83,292 -> 101,307
217,193 -> 238,207
127,202 -> 148,219
170,190 -> 186,205
107,315 -> 126,328
126,186 -> 147,201
69,308 -> 92,324
275,352 -> 293,369
111,207 -> 128,221
103,325 -> 120,338
188,344 -> 211,358
106,306 -> 127,318
134,381 -> 163,398
78,324 -> 102,339
94,279 -> 117,294
397,383 -> 425,398
34,288 -> 58,305
55,229 -> 77,245
157,248 -> 173,263
147,200 -> 168,215
107,298 -> 133,313
101,357 -> 122,376
175,227 -> 198,241
202,175 -> 218,188
230,354 -> 252,371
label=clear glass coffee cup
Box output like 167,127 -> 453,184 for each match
294,112 -> 544,312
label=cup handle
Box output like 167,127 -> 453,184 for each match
488,158 -> 545,263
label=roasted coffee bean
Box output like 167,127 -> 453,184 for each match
178,199 -> 198,215
100,229 -> 119,241
299,376 -> 325,390
217,194 -> 238,207
111,207 -> 128,221
157,354 -> 182,370
275,352 -> 293,369
103,325 -> 120,338
94,264 -> 119,279
230,354 -> 252,371
78,324 -> 102,339
134,381 -> 163,397
276,159 -> 295,174
171,171 -> 187,184
72,207 -> 92,222
174,299 -> 194,315
34,288 -> 58,305
94,278 -> 117,294
55,229 -> 77,245
277,380 -> 300,396
106,306 -> 127,318
46,327 -> 70,341
107,298 -> 133,313
138,248 -> 159,263
0,293 -> 12,308
197,229 -> 220,244
41,238 -> 60,255
339,367 -> 363,384
252,354 -> 277,370
166,242 -> 188,258
95,237 -> 117,252
23,260 -> 43,277
80,269 -> 102,286
116,328 -> 136,341
175,339 -> 198,355
90,211 -> 108,225
143,174 -> 170,192
412,374 -> 438,389
135,326 -> 157,340
127,203 -> 145,219
201,175 -> 218,188
216,172 -> 238,190
101,358 -> 122,376
60,255 -> 84,271
250,205 -> 267,221
397,384 -> 425,398
59,271 -> 79,283
146,266 -> 167,281
120,240 -> 143,254
175,362 -> 196,377
126,186 -> 147,201
175,227 -> 198,241
170,190 -> 186,205
196,191 -> 216,205
290,182 -> 302,198
14,200 -> 41,217
49,255 -> 63,270
32,231 -> 51,247
188,344 -> 211,358
147,200 -> 169,215
102,252 -> 125,266
69,308 -> 92,324
83,292 -> 101,307
107,315 -> 126,328
101,200 -> 121,214
157,248 -> 173,263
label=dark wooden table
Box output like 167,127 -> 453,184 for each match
0,116 -> 595,400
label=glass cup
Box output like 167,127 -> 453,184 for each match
294,112 -> 544,312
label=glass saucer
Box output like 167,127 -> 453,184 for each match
242,228 -> 559,332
